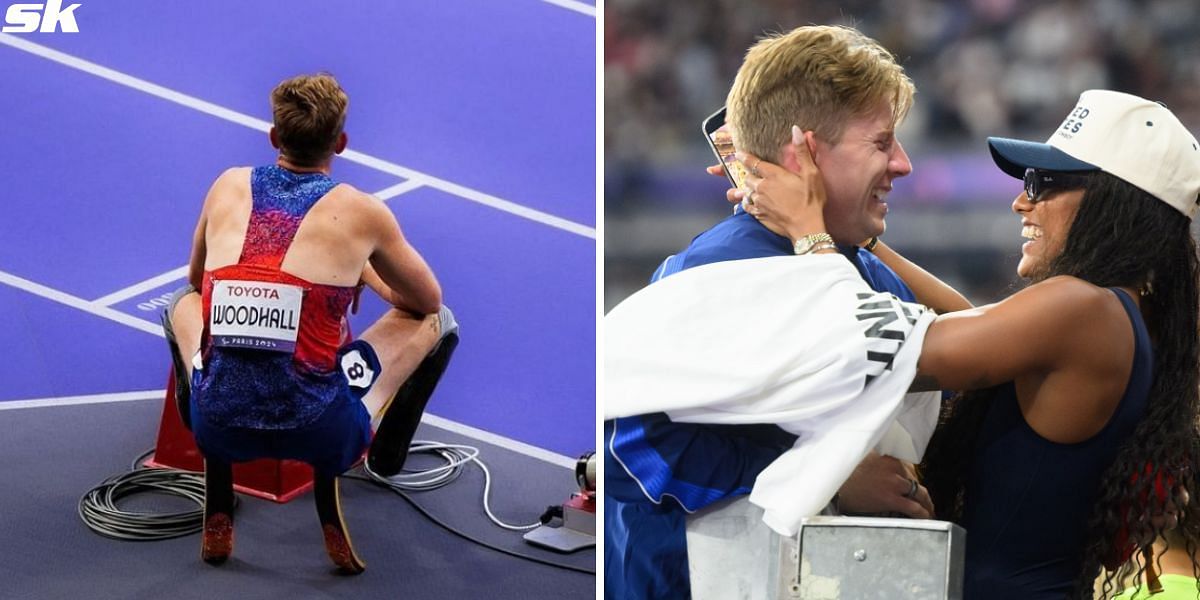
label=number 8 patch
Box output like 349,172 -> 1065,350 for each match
340,348 -> 377,390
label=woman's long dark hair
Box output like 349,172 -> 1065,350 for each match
919,172 -> 1200,598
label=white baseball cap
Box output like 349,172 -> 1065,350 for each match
988,89 -> 1200,219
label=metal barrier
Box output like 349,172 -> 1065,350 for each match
686,497 -> 965,599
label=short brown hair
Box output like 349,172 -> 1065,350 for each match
726,25 -> 915,163
270,73 -> 349,166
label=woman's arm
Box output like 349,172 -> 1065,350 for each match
916,277 -> 1135,442
918,277 -> 1094,388
917,276 -> 1129,387
870,239 -> 972,313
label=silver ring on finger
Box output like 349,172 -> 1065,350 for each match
904,478 -> 919,499
745,189 -> 756,206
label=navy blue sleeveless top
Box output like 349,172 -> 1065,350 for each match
961,288 -> 1153,598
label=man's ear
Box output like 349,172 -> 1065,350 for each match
779,130 -> 819,173
779,142 -> 800,173
268,127 -> 281,150
333,131 -> 348,155
803,131 -> 818,163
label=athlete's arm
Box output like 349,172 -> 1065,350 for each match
187,213 -> 207,290
365,198 -> 441,315
186,176 -> 219,289
870,240 -> 972,313
358,263 -> 401,307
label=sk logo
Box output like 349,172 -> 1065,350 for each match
3,0 -> 81,33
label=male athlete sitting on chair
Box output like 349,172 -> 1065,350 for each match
161,72 -> 458,574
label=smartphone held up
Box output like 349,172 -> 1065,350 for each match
702,106 -> 749,191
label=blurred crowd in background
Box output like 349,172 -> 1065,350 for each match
604,0 -> 1200,310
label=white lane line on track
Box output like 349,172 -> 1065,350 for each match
539,0 -> 596,17
93,265 -> 190,306
0,390 -> 164,410
421,413 -> 577,469
0,33 -> 596,240
374,178 -> 428,201
0,269 -> 163,337
0,390 -> 575,468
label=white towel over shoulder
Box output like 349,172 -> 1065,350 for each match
604,254 -> 939,535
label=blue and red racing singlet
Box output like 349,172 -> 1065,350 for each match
194,165 -> 362,431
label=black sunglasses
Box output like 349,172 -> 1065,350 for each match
1024,169 -> 1092,203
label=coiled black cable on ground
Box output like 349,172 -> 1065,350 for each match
77,448 -> 235,541
79,446 -> 593,576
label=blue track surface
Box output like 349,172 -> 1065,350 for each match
0,0 -> 595,457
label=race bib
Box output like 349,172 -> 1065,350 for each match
210,280 -> 303,353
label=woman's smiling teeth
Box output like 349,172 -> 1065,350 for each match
1022,225 -> 1043,240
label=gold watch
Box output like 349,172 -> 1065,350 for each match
793,232 -> 835,255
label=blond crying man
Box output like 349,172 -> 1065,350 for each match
604,25 -> 956,599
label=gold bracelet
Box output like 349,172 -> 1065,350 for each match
793,232 -> 835,255
804,242 -> 838,255
864,237 -> 879,252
